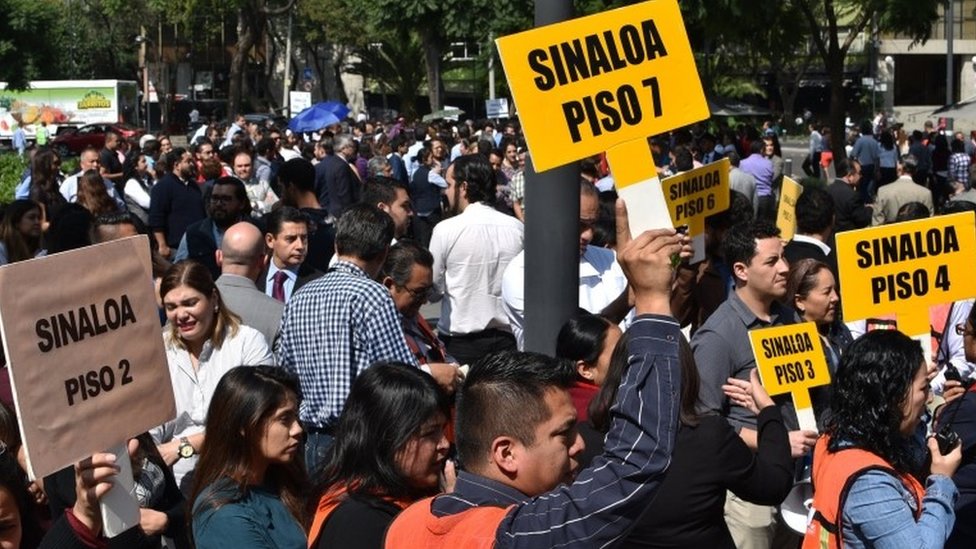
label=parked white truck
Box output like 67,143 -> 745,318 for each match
0,80 -> 140,146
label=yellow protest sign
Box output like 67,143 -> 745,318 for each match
662,158 -> 730,233
495,0 -> 708,172
749,322 -> 831,431
835,212 -> 976,336
777,176 -> 802,241
0,236 -> 175,479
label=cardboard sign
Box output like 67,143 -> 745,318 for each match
749,322 -> 831,431
0,236 -> 175,479
835,212 -> 976,337
777,176 -> 802,241
495,0 -> 708,171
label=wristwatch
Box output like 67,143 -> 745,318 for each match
178,437 -> 196,459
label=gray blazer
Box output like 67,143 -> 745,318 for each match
215,274 -> 285,350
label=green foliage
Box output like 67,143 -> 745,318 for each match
0,0 -> 63,89
345,33 -> 428,118
0,153 -> 27,204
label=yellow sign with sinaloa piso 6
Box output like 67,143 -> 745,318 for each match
662,159 -> 730,229
835,212 -> 976,336
495,0 -> 708,172
749,322 -> 830,413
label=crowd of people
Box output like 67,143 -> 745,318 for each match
0,110 -> 975,549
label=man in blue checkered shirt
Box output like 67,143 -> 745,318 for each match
276,204 -> 418,471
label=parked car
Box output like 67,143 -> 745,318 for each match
50,123 -> 143,157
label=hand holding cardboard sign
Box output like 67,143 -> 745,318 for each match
72,452 -> 122,535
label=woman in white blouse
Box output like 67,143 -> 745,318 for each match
152,260 -> 272,494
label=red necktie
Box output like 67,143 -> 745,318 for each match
272,271 -> 288,302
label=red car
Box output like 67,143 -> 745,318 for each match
51,123 -> 144,157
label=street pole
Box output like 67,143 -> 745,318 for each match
523,0 -> 579,355
139,27 -> 149,132
282,10 -> 293,117
947,0 -> 955,130
488,33 -> 496,101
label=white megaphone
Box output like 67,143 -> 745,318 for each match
780,476 -> 814,534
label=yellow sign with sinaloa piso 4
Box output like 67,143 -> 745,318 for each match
835,212 -> 976,336
749,322 -> 830,430
495,0 -> 708,172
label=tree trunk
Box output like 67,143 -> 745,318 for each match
228,10 -> 257,117
827,55 -> 848,164
421,29 -> 442,112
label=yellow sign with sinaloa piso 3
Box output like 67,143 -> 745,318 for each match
495,0 -> 708,172
749,322 -> 830,430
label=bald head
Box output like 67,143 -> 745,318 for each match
218,222 -> 266,280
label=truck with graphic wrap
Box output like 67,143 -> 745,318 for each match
0,80 -> 140,147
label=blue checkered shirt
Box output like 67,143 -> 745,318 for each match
276,260 -> 418,427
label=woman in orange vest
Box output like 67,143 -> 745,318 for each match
307,362 -> 450,549
803,330 -> 961,548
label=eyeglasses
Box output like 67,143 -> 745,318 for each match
210,195 -> 235,203
399,285 -> 432,300
956,323 -> 975,337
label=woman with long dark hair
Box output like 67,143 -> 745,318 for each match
190,366 -> 306,548
27,148 -> 64,231
0,200 -> 43,266
75,169 -> 120,217
804,330 -> 960,548
590,336 -> 792,547
151,261 -> 272,493
307,363 -> 450,549
555,313 -> 622,467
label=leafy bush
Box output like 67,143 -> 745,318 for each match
0,153 -> 28,203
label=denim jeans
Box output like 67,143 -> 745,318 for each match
303,431 -> 334,476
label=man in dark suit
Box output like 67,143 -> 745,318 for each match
784,185 -> 839,284
313,133 -> 361,218
258,206 -> 323,303
827,158 -> 872,233
216,222 -> 284,347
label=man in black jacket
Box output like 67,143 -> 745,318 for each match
827,158 -> 872,233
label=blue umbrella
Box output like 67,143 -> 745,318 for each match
288,101 -> 349,132
317,100 -> 351,120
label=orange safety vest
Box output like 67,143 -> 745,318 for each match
307,486 -> 410,549
383,496 -> 514,549
802,436 -> 925,549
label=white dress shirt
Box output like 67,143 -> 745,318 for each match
502,245 -> 629,349
430,202 -> 523,336
150,325 -> 272,492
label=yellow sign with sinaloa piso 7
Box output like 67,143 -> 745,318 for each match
835,212 -> 976,336
495,0 -> 708,172
749,322 -> 830,411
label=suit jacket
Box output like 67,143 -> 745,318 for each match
784,238 -> 840,290
872,175 -> 934,225
313,154 -> 360,218
827,179 -> 872,233
215,274 -> 285,348
256,262 -> 324,300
